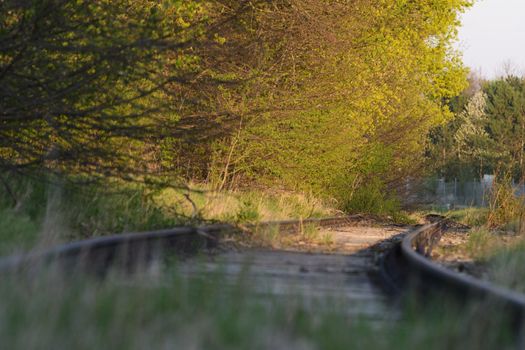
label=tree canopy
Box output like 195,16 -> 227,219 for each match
429,74 -> 525,181
1,0 -> 471,206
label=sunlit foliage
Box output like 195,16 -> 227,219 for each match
1,0 -> 471,210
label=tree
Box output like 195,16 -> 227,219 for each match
226,0 -> 472,200
1,0 -> 473,210
0,0 -> 275,178
429,75 -> 525,180
484,76 -> 525,177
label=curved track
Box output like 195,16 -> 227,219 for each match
383,222 -> 525,325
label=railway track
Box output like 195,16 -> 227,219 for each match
382,222 -> 525,327
0,216 -> 363,275
2,216 -> 525,327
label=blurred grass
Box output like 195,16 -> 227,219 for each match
0,174 -> 519,349
0,264 -> 514,350
485,242 -> 525,293
432,206 -> 525,298
0,208 -> 39,254
464,228 -> 502,260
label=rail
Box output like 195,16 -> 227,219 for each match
381,222 -> 525,326
0,215 -> 359,275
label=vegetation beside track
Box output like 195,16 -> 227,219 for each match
3,1 -> 525,348
0,264 -> 515,350
430,203 -> 525,299
0,176 -> 340,254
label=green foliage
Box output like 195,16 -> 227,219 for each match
1,0 -> 471,217
447,207 -> 489,227
235,199 -> 260,223
222,0 -> 470,209
430,75 -> 525,180
0,209 -> 39,255
484,76 -> 525,177
342,179 -> 402,216
0,172 -> 338,252
465,228 -> 496,260
487,241 -> 525,293
0,0 -> 189,175
486,173 -> 525,230
0,174 -> 187,253
329,143 -> 409,219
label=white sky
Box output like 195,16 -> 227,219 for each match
457,0 -> 525,78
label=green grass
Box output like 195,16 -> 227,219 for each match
0,264 -> 514,350
437,207 -> 489,227
340,178 -> 415,225
154,185 -> 336,224
434,208 -> 525,297
464,228 -> 500,260
0,175 -> 519,349
485,243 -> 525,293
0,175 -> 338,254
0,177 -> 188,254
0,208 -> 39,255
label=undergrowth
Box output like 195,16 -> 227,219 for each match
0,174 -> 338,253
446,207 -> 489,227
0,170 -> 419,255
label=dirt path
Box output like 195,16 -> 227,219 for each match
176,224 -> 406,320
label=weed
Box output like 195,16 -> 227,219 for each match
465,228 -> 497,260
236,199 -> 260,223
486,172 -> 525,231
251,225 -> 281,248
319,232 -> 335,246
340,177 -> 410,224
0,209 -> 39,255
447,207 -> 489,227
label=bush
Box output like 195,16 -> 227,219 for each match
342,178 -> 401,216
487,173 -> 525,231
0,174 -> 187,251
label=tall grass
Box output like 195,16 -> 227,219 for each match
486,173 -> 525,232
446,207 -> 489,227
464,228 -> 502,260
0,175 -> 187,254
0,174 -> 518,349
0,264 -> 514,350
154,185 -> 336,224
0,174 -> 337,254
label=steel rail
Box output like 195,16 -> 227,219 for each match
0,215 -> 360,275
383,222 -> 525,323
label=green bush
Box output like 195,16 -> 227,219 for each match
0,174 -> 188,251
342,179 -> 399,215
0,209 -> 39,254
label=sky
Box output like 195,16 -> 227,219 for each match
457,0 -> 525,78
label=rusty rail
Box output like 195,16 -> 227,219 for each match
381,222 -> 525,324
0,215 -> 361,276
